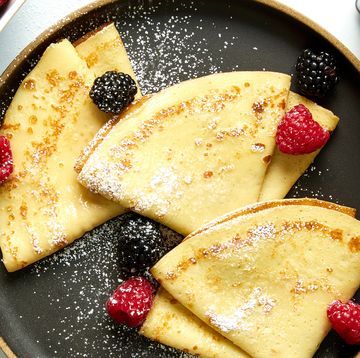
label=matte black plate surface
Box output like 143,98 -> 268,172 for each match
0,0 -> 359,357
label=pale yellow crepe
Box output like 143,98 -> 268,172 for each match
140,287 -> 249,358
77,71 -> 291,236
152,199 -> 360,358
142,199 -> 355,357
0,23 -> 137,272
259,92 -> 339,201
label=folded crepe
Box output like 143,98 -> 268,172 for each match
151,199 -> 360,358
141,199 -> 355,356
259,92 -> 339,201
76,71 -> 291,236
0,24 -> 136,272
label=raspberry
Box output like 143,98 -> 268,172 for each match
295,49 -> 339,98
0,0 -> 9,6
0,135 -> 14,184
89,71 -> 137,114
106,277 -> 154,327
327,300 -> 360,345
276,104 -> 330,155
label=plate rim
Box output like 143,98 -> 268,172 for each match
0,0 -> 359,89
0,0 -> 359,356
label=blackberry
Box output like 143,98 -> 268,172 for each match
89,71 -> 137,114
117,213 -> 182,277
295,49 -> 339,98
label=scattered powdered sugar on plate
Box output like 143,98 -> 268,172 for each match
289,164 -> 337,203
29,214 -> 188,357
115,0 -> 239,94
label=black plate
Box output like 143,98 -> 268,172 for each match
0,0 -> 359,357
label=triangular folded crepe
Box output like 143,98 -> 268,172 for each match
0,23 -> 136,272
77,71 -> 291,235
151,199 -> 360,358
142,199 -> 355,356
259,92 -> 339,201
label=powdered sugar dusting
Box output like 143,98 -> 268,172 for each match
290,164 -> 338,203
26,214 -> 188,357
247,223 -> 276,242
206,287 -> 276,333
116,1 -> 240,94
206,309 -> 239,333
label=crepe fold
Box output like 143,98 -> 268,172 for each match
0,24 -> 136,271
151,199 -> 360,358
77,71 -> 291,236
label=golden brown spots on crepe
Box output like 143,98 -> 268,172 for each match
252,100 -> 266,115
46,69 -> 61,87
330,229 -> 343,242
19,203 -> 27,219
2,123 -> 20,131
85,52 -> 98,68
203,171 -> 213,178
23,79 -> 36,90
263,155 -> 272,164
349,237 -> 360,253
169,298 -> 178,305
279,99 -> 286,109
163,219 -> 350,280
68,71 -> 78,80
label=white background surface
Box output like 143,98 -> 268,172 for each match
0,0 -> 359,74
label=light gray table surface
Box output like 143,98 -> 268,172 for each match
0,0 -> 359,75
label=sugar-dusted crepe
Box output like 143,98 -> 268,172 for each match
140,287 -> 249,358
77,71 -> 291,235
142,199 -> 355,356
152,199 -> 360,358
0,24 -> 137,271
259,92 -> 339,201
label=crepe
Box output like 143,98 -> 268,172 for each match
77,71 -> 291,235
259,92 -> 339,201
142,199 -> 355,356
152,199 -> 360,358
140,287 -> 249,358
0,23 -> 137,272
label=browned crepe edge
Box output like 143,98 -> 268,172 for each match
185,198 -> 356,241
0,337 -> 17,358
74,95 -> 151,173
